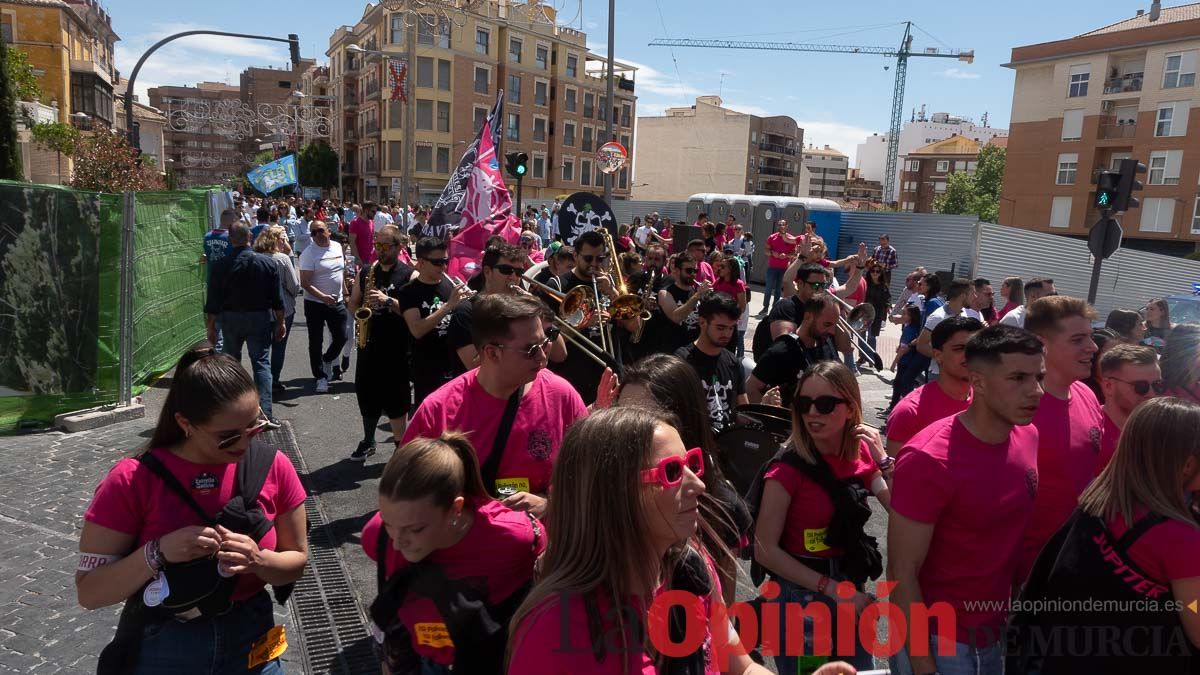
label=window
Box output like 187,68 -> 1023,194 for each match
534,80 -> 548,106
536,45 -> 548,70
1149,150 -> 1183,185
416,145 -> 433,172
438,59 -> 451,91
533,154 -> 545,179
507,112 -> 520,141
621,134 -> 630,150
1056,153 -> 1078,185
934,160 -> 949,173
474,66 -> 489,94
436,146 -> 450,174
619,167 -> 628,190
564,87 -> 577,112
566,54 -> 578,78
416,57 -> 434,88
1156,102 -> 1190,137
475,28 -> 489,54
416,100 -> 433,130
389,101 -> 403,128
906,159 -> 919,172
388,141 -> 403,171
562,156 -> 574,182
390,15 -> 405,44
954,160 -> 967,171
934,181 -> 947,193
1049,196 -> 1072,229
533,117 -> 547,142
509,37 -> 522,63
563,121 -> 575,146
621,103 -> 632,127
437,101 -> 450,133
1192,195 -> 1200,234
583,126 -> 593,152
583,93 -> 594,118
508,74 -> 521,104
1110,152 -> 1132,171
901,202 -> 915,212
1068,64 -> 1089,97
1141,197 -> 1176,233
1163,51 -> 1197,89
1061,109 -> 1084,141
595,164 -> 605,187
473,106 -> 488,133
967,161 -> 978,172
417,18 -> 434,45
581,160 -> 592,186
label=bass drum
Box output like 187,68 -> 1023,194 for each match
716,404 -> 791,496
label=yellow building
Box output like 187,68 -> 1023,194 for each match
2,0 -> 120,126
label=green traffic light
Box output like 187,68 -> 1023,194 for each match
516,165 -> 526,175
1098,193 -> 1110,207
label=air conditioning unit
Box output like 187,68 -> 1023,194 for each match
1101,100 -> 1115,113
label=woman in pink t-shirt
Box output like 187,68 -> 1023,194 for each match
712,253 -> 749,356
753,361 -> 890,673
366,432 -> 542,674
78,345 -> 307,674
507,408 -> 771,675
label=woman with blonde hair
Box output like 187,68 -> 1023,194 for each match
254,225 -> 300,390
364,431 -> 542,675
1010,397 -> 1200,674
752,361 -> 889,673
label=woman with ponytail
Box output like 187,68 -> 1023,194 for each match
364,432 -> 543,675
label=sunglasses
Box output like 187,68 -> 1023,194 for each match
1108,378 -> 1165,396
493,263 -> 527,276
213,409 -> 270,450
373,241 -> 395,251
641,447 -> 705,488
794,395 -> 848,415
495,327 -> 559,359
681,267 -> 697,275
422,257 -> 449,267
580,254 -> 610,264
807,281 -> 831,290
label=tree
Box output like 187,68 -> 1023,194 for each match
5,46 -> 41,102
934,144 -> 1006,223
298,142 -> 338,189
70,129 -> 165,192
0,38 -> 23,180
30,122 -> 79,155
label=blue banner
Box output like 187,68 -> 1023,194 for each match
247,155 -> 298,194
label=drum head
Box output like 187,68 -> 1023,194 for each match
733,404 -> 791,434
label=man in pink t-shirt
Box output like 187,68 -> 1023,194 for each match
885,314 -> 983,455
889,324 -> 1044,675
1017,296 -> 1103,581
1095,343 -> 1162,472
685,239 -> 715,285
348,201 -> 378,267
761,219 -> 799,315
402,293 -> 587,519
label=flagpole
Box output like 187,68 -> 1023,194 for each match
603,0 -> 615,204
402,20 -> 417,208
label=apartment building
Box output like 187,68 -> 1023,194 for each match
632,95 -> 802,201
325,0 -> 636,204
150,82 -> 243,188
239,59 -> 315,156
844,168 -> 884,209
798,145 -> 848,200
898,135 -> 982,213
1001,4 -> 1200,255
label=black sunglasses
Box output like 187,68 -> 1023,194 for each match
493,263 -> 527,276
422,257 -> 449,267
581,254 -> 610,263
681,267 -> 697,275
794,395 -> 847,415
1108,378 -> 1165,396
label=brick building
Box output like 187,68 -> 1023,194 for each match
1001,3 -> 1200,255
149,82 -> 242,188
898,135 -> 982,212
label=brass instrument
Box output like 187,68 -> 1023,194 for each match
826,292 -> 884,370
354,263 -> 378,349
596,228 -> 646,321
631,268 -> 660,344
509,280 -> 613,369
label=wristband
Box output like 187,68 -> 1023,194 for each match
143,538 -> 165,573
816,575 -> 831,596
876,456 -> 896,473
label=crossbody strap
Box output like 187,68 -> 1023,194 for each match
137,453 -> 216,525
1116,511 -> 1168,550
480,388 -> 523,498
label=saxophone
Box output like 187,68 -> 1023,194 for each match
354,263 -> 378,349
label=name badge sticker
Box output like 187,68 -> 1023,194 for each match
495,477 -> 531,497
192,472 -> 218,495
247,625 -> 288,669
414,622 -> 454,649
143,573 -> 168,607
803,528 -> 831,553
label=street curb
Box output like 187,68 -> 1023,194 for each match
54,402 -> 145,432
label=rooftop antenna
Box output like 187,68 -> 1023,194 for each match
981,111 -> 989,127
718,72 -> 726,97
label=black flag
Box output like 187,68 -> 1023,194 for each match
426,91 -> 504,238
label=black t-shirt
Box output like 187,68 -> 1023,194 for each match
531,267 -> 562,306
752,295 -> 806,361
659,282 -> 700,354
673,343 -> 745,434
750,334 -> 838,407
397,277 -> 456,380
361,261 -> 414,355
445,295 -> 479,374
548,271 -> 607,405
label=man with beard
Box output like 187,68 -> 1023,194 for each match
549,229 -> 618,405
657,251 -> 710,355
673,293 -> 748,434
1095,343 -> 1163,471
347,225 -> 417,461
747,293 -> 841,407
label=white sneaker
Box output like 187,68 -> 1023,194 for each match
315,377 -> 329,393
322,360 -> 334,380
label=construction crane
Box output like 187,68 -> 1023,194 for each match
650,22 -> 974,204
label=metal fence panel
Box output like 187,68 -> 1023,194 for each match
610,199 -> 687,225
838,212 -> 980,299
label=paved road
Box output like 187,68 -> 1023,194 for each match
0,283 -> 902,673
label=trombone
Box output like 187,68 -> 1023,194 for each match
509,279 -> 617,371
596,227 -> 650,350
827,292 -> 884,370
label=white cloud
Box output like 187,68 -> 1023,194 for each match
794,119 -> 878,167
615,57 -> 704,99
940,68 -> 981,80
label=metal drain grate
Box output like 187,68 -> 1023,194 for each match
262,424 -> 380,675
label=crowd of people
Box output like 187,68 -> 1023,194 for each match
76,195 -> 1200,674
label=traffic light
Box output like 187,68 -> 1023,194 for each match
288,34 -> 301,67
1114,158 -> 1146,212
505,152 -> 529,179
1094,170 -> 1120,210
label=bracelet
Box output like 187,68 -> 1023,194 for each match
143,538 -> 163,574
816,574 -> 831,596
876,456 -> 896,473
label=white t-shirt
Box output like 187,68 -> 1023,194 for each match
924,305 -> 984,375
298,241 -> 346,301
999,305 -> 1026,328
374,211 -> 394,229
635,225 -> 652,247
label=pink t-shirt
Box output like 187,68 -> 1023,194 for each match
1107,508 -> 1200,584
84,447 -> 306,602
660,227 -> 673,252
712,278 -> 747,301
694,261 -> 716,285
349,215 -> 376,265
362,501 -> 544,665
1097,410 -> 1121,474
766,233 -> 796,269
886,382 -> 972,448
891,415 -> 1039,646
763,442 -> 878,559
844,277 -> 867,305
997,300 -> 1020,320
401,368 -> 588,496
1018,381 -> 1104,580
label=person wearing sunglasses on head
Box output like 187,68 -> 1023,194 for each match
403,294 -> 586,519
78,345 -> 307,674
508,407 -> 773,675
748,293 -> 842,408
752,361 -> 888,674
655,251 -> 711,355
398,237 -> 474,403
1096,343 -> 1163,472
299,219 -> 350,394
550,229 -> 620,406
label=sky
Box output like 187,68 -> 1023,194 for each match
111,0 -> 1148,167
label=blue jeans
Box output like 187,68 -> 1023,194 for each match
271,313 -> 295,385
133,592 -> 285,674
764,266 -> 785,312
769,564 -> 875,674
213,317 -> 224,352
889,634 -> 1003,675
421,659 -> 452,675
221,310 -> 275,418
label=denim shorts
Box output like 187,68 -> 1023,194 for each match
133,591 -> 284,674
768,560 -> 876,674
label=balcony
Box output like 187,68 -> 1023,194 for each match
313,67 -> 330,85
342,163 -> 358,176
1099,119 -> 1137,140
342,93 -> 359,111
344,128 -> 358,144
363,121 -> 380,138
344,59 -> 361,77
363,83 -> 381,100
364,161 -> 379,174
759,141 -> 796,156
1103,73 -> 1143,95
759,166 -> 795,178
